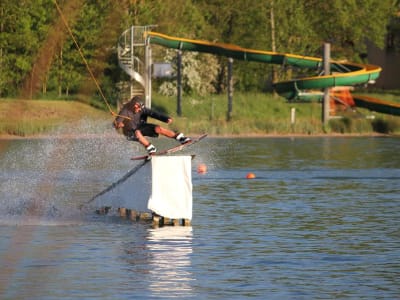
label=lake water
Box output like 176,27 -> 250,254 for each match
0,136 -> 399,299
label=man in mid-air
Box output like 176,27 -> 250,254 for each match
114,95 -> 191,154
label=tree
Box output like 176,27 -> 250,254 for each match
48,0 -> 126,102
387,0 -> 400,51
0,0 -> 397,100
305,0 -> 393,61
0,0 -> 55,97
158,49 -> 219,96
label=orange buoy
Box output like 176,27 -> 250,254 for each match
197,163 -> 207,174
246,172 -> 256,179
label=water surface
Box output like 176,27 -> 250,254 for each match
0,136 -> 399,299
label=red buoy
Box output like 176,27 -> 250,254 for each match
246,172 -> 256,179
197,163 -> 207,174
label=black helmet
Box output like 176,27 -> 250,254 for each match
129,96 -> 144,110
131,95 -> 142,103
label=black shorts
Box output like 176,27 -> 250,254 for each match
127,123 -> 159,141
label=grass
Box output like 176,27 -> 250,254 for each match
0,99 -> 109,136
1,91 -> 400,137
152,92 -> 321,135
152,92 -> 400,135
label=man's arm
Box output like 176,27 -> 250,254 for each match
145,108 -> 171,123
114,107 -> 129,128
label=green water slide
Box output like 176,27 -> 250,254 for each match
353,94 -> 400,116
147,32 -> 400,116
147,32 -> 381,100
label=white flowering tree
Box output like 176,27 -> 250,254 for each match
158,49 -> 220,96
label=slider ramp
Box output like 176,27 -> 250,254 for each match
91,156 -> 192,220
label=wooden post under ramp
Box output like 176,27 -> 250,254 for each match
227,58 -> 233,121
177,50 -> 182,116
145,36 -> 152,108
322,43 -> 331,125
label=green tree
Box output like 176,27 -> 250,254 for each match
305,0 -> 393,61
387,0 -> 400,51
48,0 -> 125,103
0,0 -> 54,97
0,0 -> 396,100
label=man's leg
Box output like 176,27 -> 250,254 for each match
135,130 -> 156,153
155,126 -> 175,138
155,126 -> 191,144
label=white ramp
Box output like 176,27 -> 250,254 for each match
148,156 -> 193,220
90,156 -> 193,220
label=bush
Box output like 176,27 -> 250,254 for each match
372,118 -> 400,133
329,117 -> 352,133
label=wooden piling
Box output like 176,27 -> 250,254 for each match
96,206 -> 111,215
96,207 -> 191,227
129,209 -> 138,221
139,212 -> 152,220
118,207 -> 127,217
152,214 -> 161,227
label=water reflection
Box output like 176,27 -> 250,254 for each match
146,226 -> 194,297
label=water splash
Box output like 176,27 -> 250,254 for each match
0,120 -> 141,225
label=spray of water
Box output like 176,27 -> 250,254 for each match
0,120 -> 144,225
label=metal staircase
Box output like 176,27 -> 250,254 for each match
117,26 -> 155,106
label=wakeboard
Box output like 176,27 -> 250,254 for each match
131,133 -> 208,161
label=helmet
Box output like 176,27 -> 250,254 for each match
129,96 -> 144,110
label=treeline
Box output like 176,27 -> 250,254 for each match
0,0 -> 399,106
